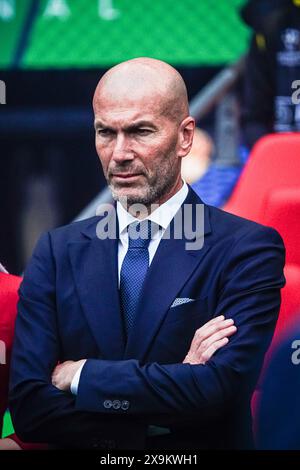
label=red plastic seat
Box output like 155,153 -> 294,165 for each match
262,188 -> 300,266
223,134 -> 300,441
224,133 -> 300,223
266,264 -> 300,357
224,133 -> 300,331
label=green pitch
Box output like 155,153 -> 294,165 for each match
0,0 -> 30,68
0,0 -> 249,69
2,411 -> 14,438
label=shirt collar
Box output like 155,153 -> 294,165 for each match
117,181 -> 188,236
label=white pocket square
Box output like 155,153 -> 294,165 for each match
170,297 -> 196,308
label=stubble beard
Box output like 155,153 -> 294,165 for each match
109,153 -> 179,211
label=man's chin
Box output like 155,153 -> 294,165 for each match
110,186 -> 152,206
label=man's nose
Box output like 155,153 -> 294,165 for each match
112,133 -> 134,162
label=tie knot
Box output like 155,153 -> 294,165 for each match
127,220 -> 158,249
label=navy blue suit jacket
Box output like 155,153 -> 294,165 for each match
9,188 -> 285,449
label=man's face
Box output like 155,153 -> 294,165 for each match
94,91 -> 182,207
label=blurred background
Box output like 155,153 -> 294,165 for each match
1,0 -> 300,449
0,0 -> 249,273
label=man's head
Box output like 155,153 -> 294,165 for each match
93,57 -> 195,210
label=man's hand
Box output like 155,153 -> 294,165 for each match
0,438 -> 21,450
183,315 -> 237,365
51,359 -> 86,392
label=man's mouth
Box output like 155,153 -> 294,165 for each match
112,173 -> 142,181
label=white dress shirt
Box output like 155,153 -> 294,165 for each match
70,181 -> 188,394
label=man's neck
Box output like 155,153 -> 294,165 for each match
120,179 -> 184,220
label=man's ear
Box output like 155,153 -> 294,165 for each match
177,116 -> 195,157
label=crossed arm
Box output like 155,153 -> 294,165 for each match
2,320 -> 234,451
9,225 -> 285,446
52,316 -> 237,392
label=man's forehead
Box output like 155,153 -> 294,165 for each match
94,110 -> 162,128
94,83 -> 165,108
94,93 -> 167,121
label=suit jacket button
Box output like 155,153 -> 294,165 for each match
121,400 -> 130,410
103,399 -> 112,409
112,399 -> 121,409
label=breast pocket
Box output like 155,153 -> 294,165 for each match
150,297 -> 211,364
163,296 -> 210,327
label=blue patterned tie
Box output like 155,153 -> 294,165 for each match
120,220 -> 154,339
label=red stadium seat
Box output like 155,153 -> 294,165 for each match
223,133 -> 300,334
262,188 -> 300,266
265,264 -> 300,359
223,134 -> 300,443
223,133 -> 300,275
223,133 -> 300,222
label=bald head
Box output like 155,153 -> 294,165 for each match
93,58 -> 195,210
93,57 -> 189,123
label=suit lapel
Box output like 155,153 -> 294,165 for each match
124,189 -> 213,362
68,211 -> 126,359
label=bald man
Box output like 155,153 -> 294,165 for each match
10,58 -> 285,450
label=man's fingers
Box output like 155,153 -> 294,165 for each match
51,359 -> 85,391
184,336 -> 230,365
201,315 -> 226,327
199,337 -> 230,364
189,317 -> 235,353
198,324 -> 237,352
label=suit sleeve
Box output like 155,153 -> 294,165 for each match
9,233 -> 147,448
75,226 -> 285,418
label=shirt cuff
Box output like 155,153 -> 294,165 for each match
70,360 -> 86,395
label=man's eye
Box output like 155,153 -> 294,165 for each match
97,129 -> 112,136
136,129 -> 152,135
